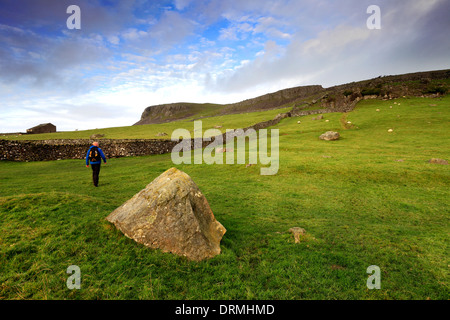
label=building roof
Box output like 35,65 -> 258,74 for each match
28,123 -> 55,130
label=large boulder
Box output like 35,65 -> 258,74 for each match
106,167 -> 226,261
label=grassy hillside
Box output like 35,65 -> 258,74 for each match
0,96 -> 448,299
3,107 -> 291,141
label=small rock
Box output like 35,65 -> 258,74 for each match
388,129 -> 394,133
376,109 -> 380,111
325,120 -> 329,122
331,264 -> 345,270
289,227 -> 306,243
90,134 -> 105,139
216,147 -> 234,153
319,131 -> 340,141
297,121 -> 301,124
428,158 -> 448,165
156,132 -> 168,137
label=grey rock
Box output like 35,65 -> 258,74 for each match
90,134 -> 105,139
106,168 -> 226,261
319,131 -> 340,141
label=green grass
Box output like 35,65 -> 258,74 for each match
0,96 -> 449,300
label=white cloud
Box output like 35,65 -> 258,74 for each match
175,0 -> 193,11
122,28 -> 148,41
208,0 -> 450,93
1,0 -> 449,133
107,35 -> 120,45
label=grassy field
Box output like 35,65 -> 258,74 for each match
0,96 -> 449,300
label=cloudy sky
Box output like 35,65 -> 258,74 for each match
0,0 -> 449,132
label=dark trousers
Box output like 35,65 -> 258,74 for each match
91,163 -> 101,186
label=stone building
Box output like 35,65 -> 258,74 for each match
26,123 -> 56,134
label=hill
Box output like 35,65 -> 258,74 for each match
133,102 -> 224,125
135,69 -> 450,125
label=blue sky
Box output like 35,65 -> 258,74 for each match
0,0 -> 449,132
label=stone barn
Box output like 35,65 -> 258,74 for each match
26,123 -> 56,134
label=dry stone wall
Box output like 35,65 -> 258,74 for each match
0,139 -> 179,162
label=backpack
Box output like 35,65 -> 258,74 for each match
89,146 -> 101,162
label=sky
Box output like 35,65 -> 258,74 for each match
0,0 -> 449,132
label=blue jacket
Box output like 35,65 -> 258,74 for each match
86,146 -> 107,165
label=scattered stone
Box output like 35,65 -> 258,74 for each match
376,109 -> 380,111
429,104 -> 437,107
325,119 -> 329,122
289,227 -> 306,243
331,264 -> 346,270
105,167 -> 227,261
216,147 -> 234,153
297,121 -> 301,124
214,125 -> 222,129
319,131 -> 340,141
245,163 -> 254,168
390,106 -> 393,109
388,129 -> 394,133
394,159 -> 405,162
156,132 -> 168,136
428,158 -> 448,165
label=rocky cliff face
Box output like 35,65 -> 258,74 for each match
135,69 -> 450,126
134,104 -> 193,125
134,103 -> 224,125
134,85 -> 324,125
222,85 -> 324,113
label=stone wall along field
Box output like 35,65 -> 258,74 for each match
0,139 -> 179,162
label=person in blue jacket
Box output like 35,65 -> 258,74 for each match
86,141 -> 107,187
